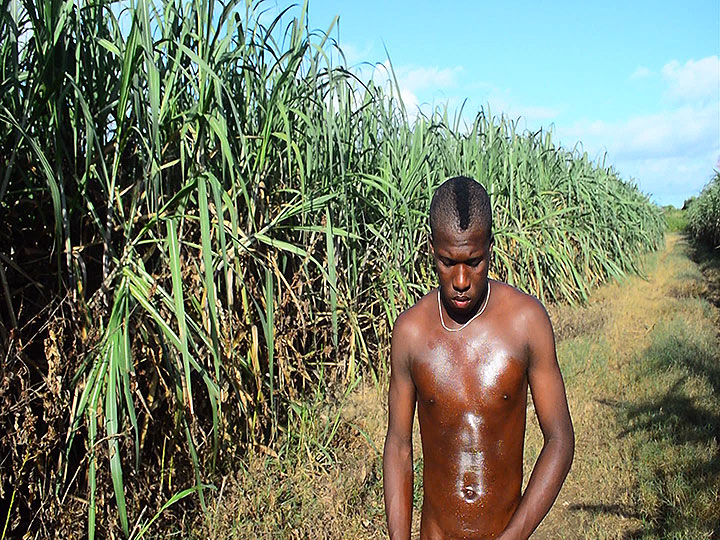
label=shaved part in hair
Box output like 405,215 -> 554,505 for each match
430,176 -> 492,238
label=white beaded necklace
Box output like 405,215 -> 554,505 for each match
437,281 -> 491,332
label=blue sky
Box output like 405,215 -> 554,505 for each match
271,0 -> 719,206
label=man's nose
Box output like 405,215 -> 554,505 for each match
453,265 -> 470,292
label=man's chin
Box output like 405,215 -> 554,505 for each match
444,298 -> 480,321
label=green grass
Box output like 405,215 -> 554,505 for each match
531,236 -> 720,539
662,205 -> 688,232
623,316 -> 720,537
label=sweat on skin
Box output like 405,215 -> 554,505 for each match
383,176 -> 574,540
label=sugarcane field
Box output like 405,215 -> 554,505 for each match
1,0 -> 718,538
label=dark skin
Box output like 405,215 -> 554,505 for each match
383,224 -> 574,540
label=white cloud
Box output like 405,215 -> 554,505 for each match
630,66 -> 652,79
352,54 -> 718,207
563,103 -> 719,161
365,62 -> 560,127
399,88 -> 420,112
394,65 -> 463,92
557,103 -> 719,206
365,62 -> 464,118
661,56 -> 720,103
391,64 -> 464,117
614,150 -> 719,206
554,56 -> 720,205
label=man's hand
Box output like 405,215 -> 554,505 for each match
383,312 -> 417,540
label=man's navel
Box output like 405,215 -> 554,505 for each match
456,448 -> 486,504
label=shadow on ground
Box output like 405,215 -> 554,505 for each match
575,322 -> 720,538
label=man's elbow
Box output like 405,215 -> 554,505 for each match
383,432 -> 413,464
559,427 -> 575,475
545,426 -> 574,475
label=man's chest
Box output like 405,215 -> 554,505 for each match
409,331 -> 528,408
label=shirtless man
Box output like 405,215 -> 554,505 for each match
383,176 -> 574,540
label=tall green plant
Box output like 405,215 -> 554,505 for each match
687,171 -> 720,248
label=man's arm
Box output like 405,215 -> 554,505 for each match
383,313 -> 417,540
499,300 -> 575,540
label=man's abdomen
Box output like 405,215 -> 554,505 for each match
419,444 -> 522,539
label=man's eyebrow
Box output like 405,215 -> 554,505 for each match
439,254 -> 485,264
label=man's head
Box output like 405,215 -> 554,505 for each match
429,176 -> 493,322
429,176 -> 492,240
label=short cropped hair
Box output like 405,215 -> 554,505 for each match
429,176 -> 492,238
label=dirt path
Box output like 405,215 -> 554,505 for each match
529,233 -> 719,538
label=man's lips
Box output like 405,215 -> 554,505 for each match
453,297 -> 471,308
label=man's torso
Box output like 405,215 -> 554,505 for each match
405,281 -> 534,539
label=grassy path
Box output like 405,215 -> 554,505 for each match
200,234 -> 719,539
530,233 -> 719,539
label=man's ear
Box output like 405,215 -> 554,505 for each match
428,233 -> 435,257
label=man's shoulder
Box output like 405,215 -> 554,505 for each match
491,279 -> 550,326
392,289 -> 436,339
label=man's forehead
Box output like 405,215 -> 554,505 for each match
432,226 -> 492,249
